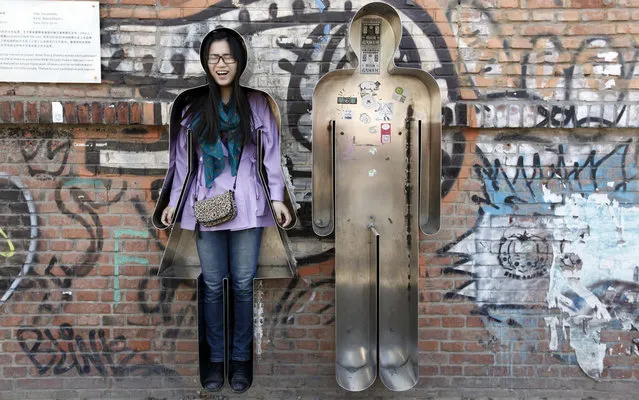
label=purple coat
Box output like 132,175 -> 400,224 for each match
167,91 -> 285,231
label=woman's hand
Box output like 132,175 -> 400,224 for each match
271,200 -> 292,227
161,206 -> 176,226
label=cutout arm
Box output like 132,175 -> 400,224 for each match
312,99 -> 335,237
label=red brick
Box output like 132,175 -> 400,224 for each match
450,354 -> 495,364
0,101 -> 11,122
2,366 -> 26,378
442,316 -> 465,327
12,101 -> 24,122
25,102 -> 38,122
76,291 -> 99,301
130,102 -> 141,124
64,102 -> 77,124
419,341 -> 439,351
105,104 -> 116,124
528,0 -> 563,6
498,0 -> 518,7
128,340 -> 151,351
142,102 -> 155,125
176,341 -> 199,352
568,23 -> 615,35
296,340 -> 319,350
521,24 -> 565,36
608,9 -> 630,20
117,102 -> 129,124
572,0 -> 611,7
63,303 -> 110,314
581,9 -> 605,20
441,341 -> 464,352
39,102 -> 52,123
91,102 -> 104,123
122,0 -> 155,4
78,103 -> 90,124
441,366 -> 462,375
296,315 -> 320,325
16,378 -> 64,389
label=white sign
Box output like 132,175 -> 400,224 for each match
0,1 -> 101,83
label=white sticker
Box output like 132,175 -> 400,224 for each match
362,95 -> 378,110
360,50 -> 380,74
392,87 -> 408,103
343,109 -> 353,120
52,102 -> 63,123
359,81 -> 380,95
360,113 -> 371,124
375,102 -> 394,121
368,169 -> 377,177
369,147 -> 377,155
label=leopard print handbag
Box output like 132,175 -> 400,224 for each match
194,189 -> 238,227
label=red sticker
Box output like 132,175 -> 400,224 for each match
381,123 -> 391,144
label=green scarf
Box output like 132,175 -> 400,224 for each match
190,101 -> 243,188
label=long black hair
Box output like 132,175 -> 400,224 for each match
183,29 -> 254,146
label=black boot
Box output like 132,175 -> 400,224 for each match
203,361 -> 224,392
230,360 -> 252,393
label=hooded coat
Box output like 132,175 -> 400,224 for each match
152,28 -> 297,278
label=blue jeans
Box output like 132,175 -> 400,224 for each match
195,228 -> 263,362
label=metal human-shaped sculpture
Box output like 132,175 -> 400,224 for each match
312,2 -> 441,391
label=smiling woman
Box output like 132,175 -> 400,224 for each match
155,27 -> 293,394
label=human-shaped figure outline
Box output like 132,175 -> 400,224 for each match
311,2 -> 441,392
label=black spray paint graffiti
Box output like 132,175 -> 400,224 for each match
268,272 -> 336,344
17,323 -> 179,379
448,0 -> 639,128
498,232 -> 552,280
471,140 -> 634,209
20,139 -> 71,177
0,174 -> 38,305
55,177 -> 127,277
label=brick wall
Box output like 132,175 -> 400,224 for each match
1,0 -> 638,398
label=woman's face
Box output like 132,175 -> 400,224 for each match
207,39 -> 238,88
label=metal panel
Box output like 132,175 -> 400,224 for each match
312,1 -> 441,391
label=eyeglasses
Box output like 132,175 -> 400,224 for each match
207,54 -> 237,65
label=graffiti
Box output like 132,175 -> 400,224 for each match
0,123 -> 201,379
447,0 -> 639,128
17,323 -> 180,379
55,178 -> 126,278
114,229 -> 149,304
545,193 -> 639,379
0,174 -> 38,305
131,198 -> 198,340
498,232 -> 552,280
21,138 -> 71,178
85,136 -> 169,176
442,131 -> 466,197
268,273 -> 335,344
439,135 -> 639,379
471,140 -> 634,209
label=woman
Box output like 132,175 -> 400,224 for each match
158,28 -> 292,393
